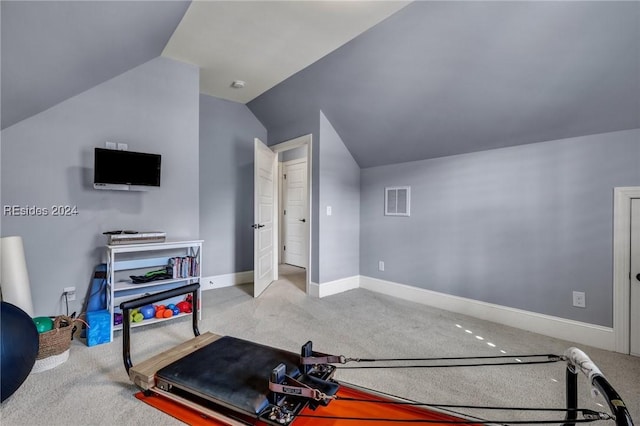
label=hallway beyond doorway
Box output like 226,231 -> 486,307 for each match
278,263 -> 306,293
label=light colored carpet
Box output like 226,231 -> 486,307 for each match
1,265 -> 638,425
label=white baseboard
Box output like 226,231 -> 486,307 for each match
360,276 -> 615,351
201,271 -> 253,291
200,270 -> 614,350
309,281 -> 320,298
310,275 -> 360,298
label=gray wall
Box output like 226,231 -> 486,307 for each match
199,94 -> 267,277
246,2 -> 639,169
249,88 -> 365,284
247,93 -> 322,283
248,70 -> 323,283
1,57 -> 200,316
319,112 -> 360,283
280,146 -> 307,163
245,105 -> 361,285
360,129 -> 640,327
1,0 -> 191,130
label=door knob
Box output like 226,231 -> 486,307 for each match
252,224 -> 265,229
299,218 -> 306,223
636,273 -> 640,281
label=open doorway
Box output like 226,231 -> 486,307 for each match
613,186 -> 640,355
272,134 -> 312,295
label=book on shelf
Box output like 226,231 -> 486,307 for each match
168,256 -> 200,279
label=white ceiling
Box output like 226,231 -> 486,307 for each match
161,1 -> 410,104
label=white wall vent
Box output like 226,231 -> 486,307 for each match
385,186 -> 410,216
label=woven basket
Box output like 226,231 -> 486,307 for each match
32,350 -> 70,374
36,315 -> 75,360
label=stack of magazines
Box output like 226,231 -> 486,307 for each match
106,231 -> 166,245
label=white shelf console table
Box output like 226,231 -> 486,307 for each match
105,240 -> 203,342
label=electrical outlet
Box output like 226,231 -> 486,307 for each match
63,286 -> 76,301
105,141 -> 116,150
572,291 -> 585,308
117,143 -> 128,151
378,261 -> 385,271
326,206 -> 332,216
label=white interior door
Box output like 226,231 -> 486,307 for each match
630,198 -> 640,356
253,138 -> 277,297
283,160 -> 308,268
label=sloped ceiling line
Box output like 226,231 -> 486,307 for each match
1,0 -> 191,130
248,1 -> 640,168
3,1 -> 638,169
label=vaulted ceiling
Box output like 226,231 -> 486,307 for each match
2,1 -> 639,168
1,0 -> 191,130
248,1 -> 640,167
161,1 -> 410,103
1,0 -> 407,130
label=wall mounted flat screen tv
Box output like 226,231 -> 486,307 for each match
94,148 -> 161,191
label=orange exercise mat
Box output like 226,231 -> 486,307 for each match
137,384 -> 482,426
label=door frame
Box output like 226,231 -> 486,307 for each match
613,186 -> 640,353
270,134 -> 313,295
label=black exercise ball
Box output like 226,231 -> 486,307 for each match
1,302 -> 39,402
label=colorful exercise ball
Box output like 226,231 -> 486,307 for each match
113,313 -> 123,326
176,301 -> 191,313
140,305 -> 155,319
129,309 -> 143,323
1,302 -> 39,402
32,316 -> 53,333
